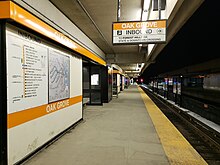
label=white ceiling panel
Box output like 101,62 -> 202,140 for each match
50,0 -> 143,75
120,0 -> 142,21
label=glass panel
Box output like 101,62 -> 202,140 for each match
91,92 -> 101,104
153,0 -> 166,11
83,66 -> 90,89
91,66 -> 101,90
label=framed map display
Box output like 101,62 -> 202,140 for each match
49,50 -> 70,103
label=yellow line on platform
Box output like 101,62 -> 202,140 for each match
138,87 -> 207,165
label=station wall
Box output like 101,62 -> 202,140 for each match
13,0 -> 105,60
6,24 -> 82,164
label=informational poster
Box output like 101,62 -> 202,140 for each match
91,74 -> 99,85
6,25 -> 48,113
49,50 -> 70,103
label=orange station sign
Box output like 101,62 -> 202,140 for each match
112,20 -> 167,44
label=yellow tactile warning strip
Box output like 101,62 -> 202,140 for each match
138,86 -> 208,165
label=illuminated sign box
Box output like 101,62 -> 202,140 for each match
112,20 -> 167,45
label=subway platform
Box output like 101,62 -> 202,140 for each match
23,85 -> 207,165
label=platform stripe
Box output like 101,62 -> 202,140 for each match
138,87 -> 207,165
8,95 -> 82,129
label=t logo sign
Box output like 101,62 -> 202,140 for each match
117,30 -> 122,35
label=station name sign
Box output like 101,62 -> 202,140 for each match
112,20 -> 167,45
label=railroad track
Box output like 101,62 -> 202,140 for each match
141,86 -> 220,165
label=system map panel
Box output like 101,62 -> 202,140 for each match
49,50 -> 70,103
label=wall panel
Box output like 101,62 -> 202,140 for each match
6,24 -> 82,164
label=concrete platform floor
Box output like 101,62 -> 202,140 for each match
24,85 -> 169,165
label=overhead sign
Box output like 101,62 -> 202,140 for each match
112,20 -> 167,44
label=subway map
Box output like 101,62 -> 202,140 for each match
49,50 -> 70,103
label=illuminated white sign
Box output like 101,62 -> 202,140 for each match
112,20 -> 167,44
91,74 -> 99,85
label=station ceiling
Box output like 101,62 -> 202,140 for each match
50,0 -> 205,78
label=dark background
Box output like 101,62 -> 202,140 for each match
142,1 -> 220,80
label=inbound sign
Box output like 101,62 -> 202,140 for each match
112,20 -> 167,45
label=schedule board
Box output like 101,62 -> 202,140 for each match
6,25 -> 48,113
112,20 -> 167,44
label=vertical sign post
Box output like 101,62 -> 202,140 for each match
0,21 -> 8,165
158,0 -> 161,19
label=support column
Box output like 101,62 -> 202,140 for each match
0,21 -> 8,165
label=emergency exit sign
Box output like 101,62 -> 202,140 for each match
112,20 -> 167,45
